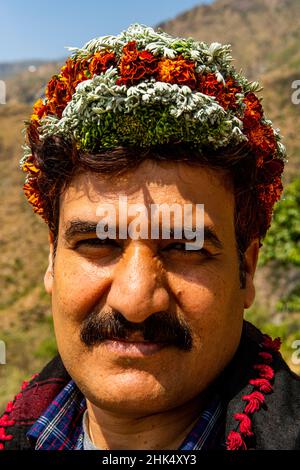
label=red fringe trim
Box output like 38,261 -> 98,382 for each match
226,333 -> 280,450
0,373 -> 38,450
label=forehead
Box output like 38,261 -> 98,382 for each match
59,160 -> 235,235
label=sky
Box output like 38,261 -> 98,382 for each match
0,0 -> 212,62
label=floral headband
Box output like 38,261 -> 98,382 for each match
21,23 -> 286,224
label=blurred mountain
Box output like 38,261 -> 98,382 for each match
0,0 -> 299,409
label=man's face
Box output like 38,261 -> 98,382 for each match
45,160 -> 258,417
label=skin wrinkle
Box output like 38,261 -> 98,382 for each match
44,159 -> 259,450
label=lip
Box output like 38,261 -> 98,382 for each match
101,339 -> 167,357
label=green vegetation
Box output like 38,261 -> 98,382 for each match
259,177 -> 300,312
259,178 -> 300,268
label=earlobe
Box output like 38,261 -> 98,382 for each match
44,232 -> 54,295
243,238 -> 260,309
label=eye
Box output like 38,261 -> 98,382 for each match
161,242 -> 212,256
75,238 -> 120,249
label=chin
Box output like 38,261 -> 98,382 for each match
81,370 -> 174,415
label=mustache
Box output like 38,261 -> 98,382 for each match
80,310 -> 193,351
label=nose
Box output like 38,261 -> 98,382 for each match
106,242 -> 170,323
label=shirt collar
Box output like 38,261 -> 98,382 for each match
27,379 -> 225,450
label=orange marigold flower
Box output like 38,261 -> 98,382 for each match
31,98 -> 49,120
197,73 -> 240,110
197,72 -> 222,96
61,57 -> 90,92
46,75 -> 71,118
217,77 -> 241,111
89,51 -> 117,76
242,92 -> 263,129
258,158 -> 284,180
256,176 -> 283,206
157,56 -> 197,89
21,155 -> 40,176
246,123 -> 277,159
23,180 -> 44,217
116,41 -> 158,86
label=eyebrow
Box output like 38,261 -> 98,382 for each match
63,219 -> 224,250
64,220 -> 98,243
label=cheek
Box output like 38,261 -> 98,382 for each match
52,251 -> 113,323
168,262 -> 243,343
169,264 -> 235,318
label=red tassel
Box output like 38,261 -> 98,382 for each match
234,413 -> 253,437
249,378 -> 273,393
262,335 -> 281,352
21,380 -> 29,391
5,402 -> 14,414
254,364 -> 274,380
0,415 -> 15,427
226,431 -> 247,450
0,442 -> 4,450
258,351 -> 273,363
243,391 -> 265,414
0,428 -> 13,441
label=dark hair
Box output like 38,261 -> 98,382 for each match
31,135 -> 265,289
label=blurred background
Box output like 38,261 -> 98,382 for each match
0,0 -> 299,412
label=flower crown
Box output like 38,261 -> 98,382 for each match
21,23 -> 287,224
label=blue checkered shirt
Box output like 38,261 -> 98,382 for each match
26,380 -> 225,450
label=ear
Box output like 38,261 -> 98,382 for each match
44,231 -> 55,294
243,238 -> 260,309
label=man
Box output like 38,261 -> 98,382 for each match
0,24 -> 299,451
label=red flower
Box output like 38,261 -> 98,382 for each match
242,391 -> 265,414
253,364 -> 275,381
157,56 -> 197,89
234,413 -> 253,437
249,378 -> 273,393
89,51 -> 117,76
117,41 -> 158,86
246,123 -> 277,160
262,335 -> 282,352
218,76 -> 242,111
197,72 -> 221,96
258,159 -> 284,182
226,431 -> 247,450
242,92 -> 263,129
256,177 -> 283,206
197,73 -> 241,110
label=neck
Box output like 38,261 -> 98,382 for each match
86,393 -> 208,450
